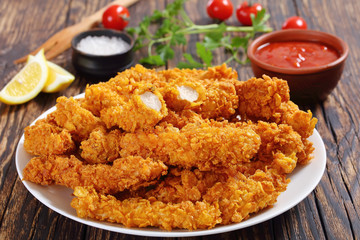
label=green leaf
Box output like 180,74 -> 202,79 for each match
154,19 -> 171,38
156,44 -> 175,62
252,9 -> 266,26
149,10 -> 164,21
231,36 -> 248,48
165,0 -> 187,17
205,23 -> 227,41
140,55 -> 165,66
177,53 -> 204,69
203,36 -> 221,50
196,42 -> 212,67
172,32 -> 187,46
126,27 -> 137,36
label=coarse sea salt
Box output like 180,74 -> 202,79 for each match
76,35 -> 130,56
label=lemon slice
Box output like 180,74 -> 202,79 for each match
0,50 -> 48,105
42,61 -> 75,93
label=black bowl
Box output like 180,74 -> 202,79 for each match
71,29 -> 134,79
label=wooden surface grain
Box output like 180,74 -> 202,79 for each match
1,0 -> 359,239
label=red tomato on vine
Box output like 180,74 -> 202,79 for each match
236,2 -> 263,26
282,16 -> 308,29
206,0 -> 234,21
102,5 -> 130,31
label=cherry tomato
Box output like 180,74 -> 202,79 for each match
282,16 -> 308,29
236,2 -> 263,26
206,0 -> 233,21
102,5 -> 130,31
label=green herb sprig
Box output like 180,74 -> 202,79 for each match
127,0 -> 272,68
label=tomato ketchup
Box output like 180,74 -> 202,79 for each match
254,41 -> 340,68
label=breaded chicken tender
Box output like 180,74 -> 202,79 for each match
158,109 -> 205,129
140,168 -> 228,203
112,64 -> 239,120
80,127 -> 122,164
24,119 -> 75,156
23,155 -> 168,194
50,96 -> 105,142
203,168 -> 288,224
120,121 -> 261,170
274,101 -> 318,139
83,77 -> 168,132
159,65 -> 239,119
71,186 -> 222,230
236,75 -> 317,138
205,120 -> 310,172
71,167 -> 288,229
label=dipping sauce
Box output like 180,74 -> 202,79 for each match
254,41 -> 340,68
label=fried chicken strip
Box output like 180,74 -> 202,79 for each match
49,96 -> 105,142
80,127 -> 122,164
24,119 -> 75,156
71,186 -> 222,230
137,156 -> 290,204
23,155 -> 168,194
113,64 -> 239,119
159,65 -> 239,119
83,78 -> 168,132
158,109 -> 205,129
120,122 -> 261,170
203,168 -> 288,225
71,167 -> 288,229
236,75 -> 317,138
140,168 -> 228,203
200,119 -> 313,172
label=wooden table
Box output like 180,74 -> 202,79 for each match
1,0 -> 359,239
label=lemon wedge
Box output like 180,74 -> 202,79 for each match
42,61 -> 75,93
0,50 -> 48,105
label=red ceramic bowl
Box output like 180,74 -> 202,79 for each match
247,29 -> 349,104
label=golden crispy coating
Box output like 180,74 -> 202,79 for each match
80,127 -> 122,164
236,75 -> 317,138
159,65 -> 239,119
81,82 -> 123,116
157,64 -> 238,83
236,75 -> 290,119
83,77 -> 168,132
71,167 -> 288,229
205,120 -> 309,173
136,151 -> 291,205
22,64 -> 317,231
50,96 -> 105,142
203,169 -> 288,225
158,109 -> 205,129
141,168 -> 227,203
250,121 -> 305,173
24,119 -> 75,156
110,64 -> 167,87
71,186 -> 222,231
274,101 -> 318,139
198,63 -> 238,81
23,155 -> 168,194
191,79 -> 238,119
120,121 -> 261,171
112,64 -> 239,119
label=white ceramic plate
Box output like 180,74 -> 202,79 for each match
16,97 -> 326,237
